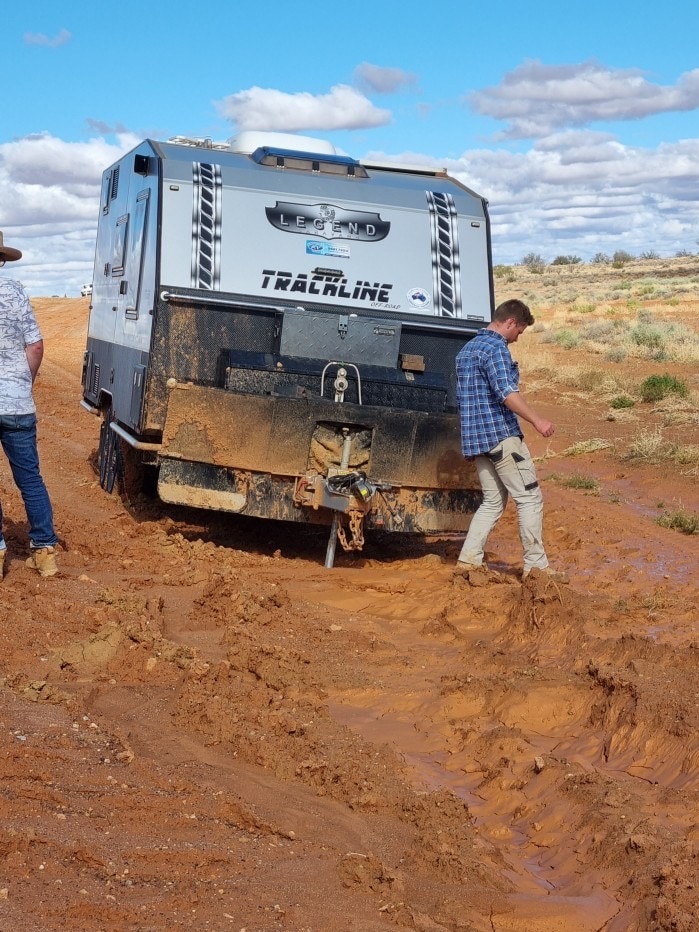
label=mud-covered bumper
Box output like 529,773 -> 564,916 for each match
157,383 -> 480,533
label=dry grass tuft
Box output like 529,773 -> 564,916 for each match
623,428 -> 699,472
562,439 -> 614,456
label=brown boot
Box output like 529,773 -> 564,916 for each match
26,546 -> 58,578
0,548 -> 5,580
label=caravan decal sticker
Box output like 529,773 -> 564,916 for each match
426,190 -> 462,317
261,269 -> 393,304
191,162 -> 222,290
305,240 -> 351,259
266,202 -> 390,242
407,287 -> 431,309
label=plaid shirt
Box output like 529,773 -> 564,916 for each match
456,328 -> 521,456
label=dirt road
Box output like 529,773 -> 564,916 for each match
1,297 -> 698,931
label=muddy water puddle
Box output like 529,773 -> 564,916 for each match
328,697 -> 621,925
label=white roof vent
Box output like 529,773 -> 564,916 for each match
229,131 -> 337,156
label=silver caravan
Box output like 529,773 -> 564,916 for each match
81,133 -> 494,561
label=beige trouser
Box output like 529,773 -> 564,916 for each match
458,436 -> 548,572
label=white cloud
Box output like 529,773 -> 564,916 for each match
353,63 -> 418,94
440,132 -> 699,261
23,28 -> 71,48
2,125 -> 698,296
0,132 -> 138,295
214,84 -> 391,132
469,60 -> 699,138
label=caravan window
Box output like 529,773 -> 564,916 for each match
111,214 -> 129,276
101,166 -> 120,215
124,190 -> 150,318
101,171 -> 112,215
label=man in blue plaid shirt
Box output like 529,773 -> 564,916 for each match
455,299 -> 566,581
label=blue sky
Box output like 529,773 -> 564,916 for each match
2,0 -> 698,295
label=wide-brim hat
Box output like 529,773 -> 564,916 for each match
0,231 -> 22,262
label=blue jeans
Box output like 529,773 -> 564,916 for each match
0,413 -> 58,550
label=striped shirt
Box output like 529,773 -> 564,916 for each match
456,328 -> 521,456
0,277 -> 42,415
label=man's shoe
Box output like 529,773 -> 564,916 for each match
26,546 -> 58,578
0,549 -> 5,580
523,565 -> 569,584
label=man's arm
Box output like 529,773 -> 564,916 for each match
25,340 -> 44,382
504,390 -> 554,438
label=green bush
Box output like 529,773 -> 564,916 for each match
554,329 -> 581,350
631,323 -> 664,351
610,395 -> 635,409
563,474 -> 599,491
656,510 -> 699,534
639,374 -> 689,403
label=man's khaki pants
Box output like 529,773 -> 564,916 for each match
458,436 -> 548,572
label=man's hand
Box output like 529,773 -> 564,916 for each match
533,417 -> 555,438
504,391 -> 555,437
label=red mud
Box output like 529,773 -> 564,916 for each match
1,297 -> 698,931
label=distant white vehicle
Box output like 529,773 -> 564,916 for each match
81,283 -> 93,297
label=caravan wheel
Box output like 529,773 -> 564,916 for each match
98,405 -> 121,494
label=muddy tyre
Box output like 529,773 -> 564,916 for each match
97,406 -> 121,494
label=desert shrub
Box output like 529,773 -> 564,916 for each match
569,303 -> 596,314
521,252 -> 546,274
613,250 -> 635,264
639,250 -> 661,260
591,252 -> 611,264
606,347 -> 628,363
656,510 -> 699,534
582,321 -> 617,341
637,283 -> 656,295
562,474 -> 599,491
573,368 -> 606,392
675,249 -> 693,257
610,395 -> 635,409
624,429 -> 699,471
673,445 -> 699,466
551,255 -> 582,266
631,323 -> 664,352
639,374 -> 689,403
625,427 -> 670,461
553,329 -> 581,349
